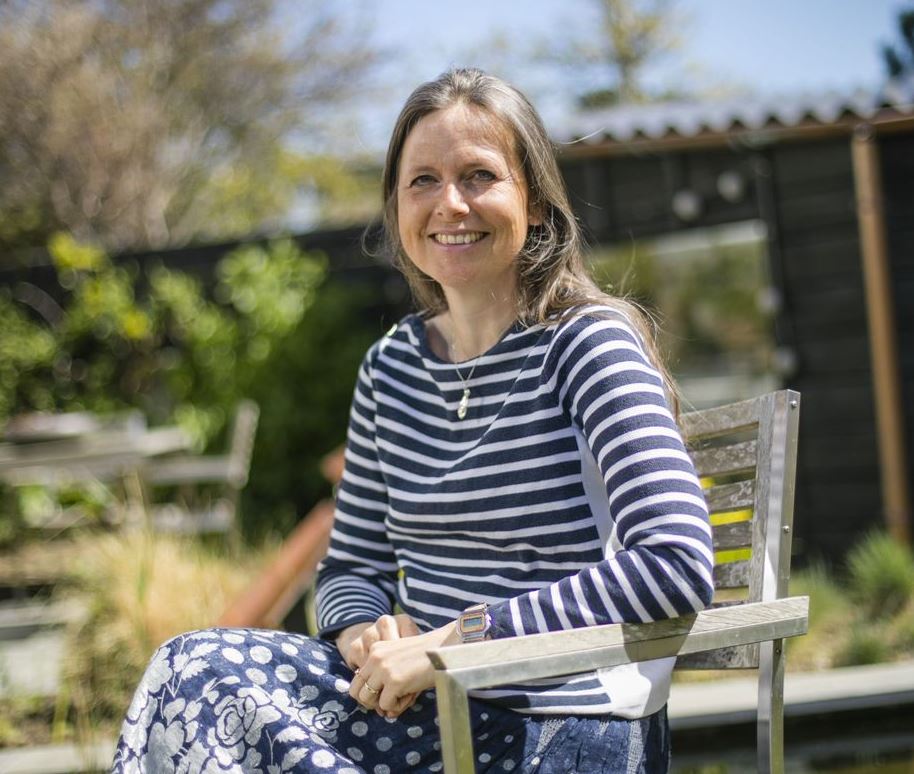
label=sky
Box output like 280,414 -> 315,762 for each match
353,0 -> 907,146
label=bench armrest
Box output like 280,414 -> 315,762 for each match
428,596 -> 808,774
428,596 -> 808,689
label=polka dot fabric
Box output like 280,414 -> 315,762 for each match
112,628 -> 669,772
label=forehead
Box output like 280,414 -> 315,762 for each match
400,104 -> 519,167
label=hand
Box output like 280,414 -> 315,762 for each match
339,614 -> 420,671
337,614 -> 423,718
349,621 -> 459,717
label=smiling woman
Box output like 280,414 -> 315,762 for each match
112,68 -> 714,774
395,104 -> 538,308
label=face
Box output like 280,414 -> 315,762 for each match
396,104 -> 539,304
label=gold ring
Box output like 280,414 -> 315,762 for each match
363,682 -> 380,696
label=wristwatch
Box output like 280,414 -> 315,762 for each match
456,602 -> 491,643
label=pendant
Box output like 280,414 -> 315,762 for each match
457,388 -> 470,420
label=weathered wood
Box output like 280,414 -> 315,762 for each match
143,400 -> 259,535
435,672 -> 476,774
691,440 -> 758,477
428,597 -> 809,685
680,397 -> 762,440
713,560 -> 749,588
676,643 -> 759,670
705,479 -> 756,512
712,521 -> 753,550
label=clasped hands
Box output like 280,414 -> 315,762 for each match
336,613 -> 459,718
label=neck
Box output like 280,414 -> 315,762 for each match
442,296 -> 518,362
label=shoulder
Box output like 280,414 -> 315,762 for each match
361,312 -> 425,372
547,304 -> 650,362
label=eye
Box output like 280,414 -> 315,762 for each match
408,174 -> 436,187
470,169 -> 497,182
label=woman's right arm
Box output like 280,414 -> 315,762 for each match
315,347 -> 400,641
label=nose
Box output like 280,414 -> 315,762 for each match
436,182 -> 470,218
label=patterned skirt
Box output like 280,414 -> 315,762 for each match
112,628 -> 669,773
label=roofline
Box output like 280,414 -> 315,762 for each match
556,109 -> 914,160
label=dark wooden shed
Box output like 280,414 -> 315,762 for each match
552,85 -> 914,561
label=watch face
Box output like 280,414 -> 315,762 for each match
459,611 -> 487,634
459,604 -> 490,642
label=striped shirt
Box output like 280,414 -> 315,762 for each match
316,307 -> 714,716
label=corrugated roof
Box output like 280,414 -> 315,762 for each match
554,77 -> 914,146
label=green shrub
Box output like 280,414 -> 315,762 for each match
846,532 -> 914,620
787,562 -> 853,670
836,625 -> 891,667
242,280 -> 389,540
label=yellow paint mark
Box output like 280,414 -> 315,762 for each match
710,509 -> 752,526
715,548 -> 752,564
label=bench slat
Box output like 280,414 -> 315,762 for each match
704,480 -> 755,512
713,560 -> 749,588
712,521 -> 753,550
691,440 -> 757,478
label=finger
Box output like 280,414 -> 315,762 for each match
358,677 -> 382,709
395,614 -> 421,638
347,625 -> 380,670
375,614 -> 400,641
380,692 -> 417,718
346,639 -> 367,671
348,668 -> 371,705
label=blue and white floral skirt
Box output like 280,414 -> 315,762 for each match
112,628 -> 669,773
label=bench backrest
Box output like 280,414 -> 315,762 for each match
677,389 -> 801,671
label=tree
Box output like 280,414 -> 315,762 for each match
883,7 -> 914,78
547,0 -> 685,108
0,0 -> 378,256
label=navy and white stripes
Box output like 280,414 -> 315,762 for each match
316,307 -> 714,716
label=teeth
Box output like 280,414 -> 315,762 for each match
434,232 -> 484,245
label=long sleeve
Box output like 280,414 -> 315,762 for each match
315,346 -> 398,638
486,313 -> 715,640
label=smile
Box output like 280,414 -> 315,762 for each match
432,232 -> 487,245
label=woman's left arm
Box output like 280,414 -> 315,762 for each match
486,314 -> 715,639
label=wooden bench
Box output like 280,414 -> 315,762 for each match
0,411 -> 189,528
429,389 -> 807,774
144,400 -> 260,534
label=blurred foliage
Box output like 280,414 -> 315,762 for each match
846,531 -> 914,620
243,282 -> 383,539
58,531 -> 276,745
0,234 -> 325,453
787,532 -> 914,670
0,0 -> 379,254
883,7 -> 914,78
533,0 -> 689,108
588,231 -> 774,375
1,231 -> 393,539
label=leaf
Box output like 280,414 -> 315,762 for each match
163,698 -> 185,723
180,659 -> 207,679
189,642 -> 218,659
275,726 -> 307,744
182,700 -> 203,722
280,748 -> 309,771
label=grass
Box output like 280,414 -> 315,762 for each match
0,530 -> 276,747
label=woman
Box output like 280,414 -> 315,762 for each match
113,68 -> 714,773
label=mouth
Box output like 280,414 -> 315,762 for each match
431,231 -> 488,245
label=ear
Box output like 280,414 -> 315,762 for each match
527,202 -> 544,227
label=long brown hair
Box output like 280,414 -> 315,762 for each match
380,68 -> 679,413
